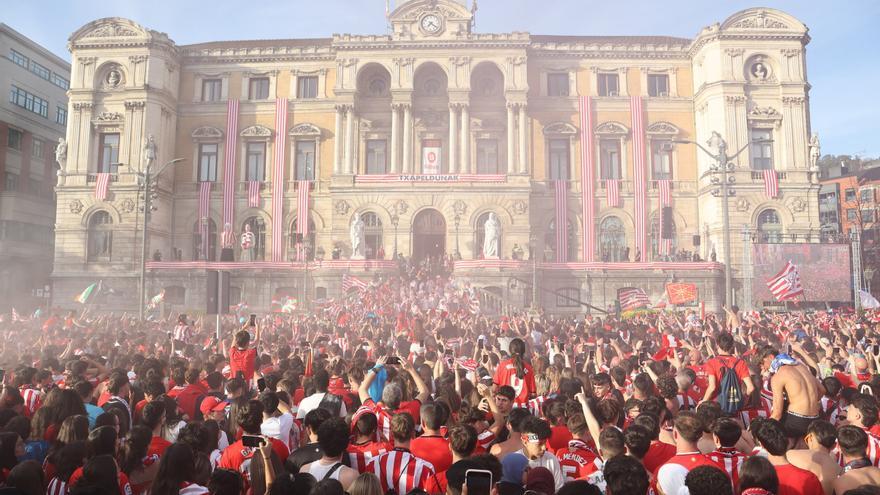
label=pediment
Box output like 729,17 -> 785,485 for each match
240,125 -> 273,138
192,126 -> 223,139
289,123 -> 322,137
543,122 -> 578,135
646,121 -> 680,135
595,121 -> 629,135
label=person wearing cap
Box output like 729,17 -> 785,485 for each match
200,396 -> 228,424
525,466 -> 555,495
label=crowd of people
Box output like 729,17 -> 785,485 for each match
0,267 -> 880,495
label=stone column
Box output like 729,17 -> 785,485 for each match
460,104 -> 470,174
448,104 -> 458,174
507,103 -> 516,175
333,105 -> 343,175
390,104 -> 400,173
402,104 -> 413,174
518,104 -> 528,174
343,105 -> 355,174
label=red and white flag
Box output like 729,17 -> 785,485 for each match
554,180 -> 568,262
579,96 -> 596,262
653,334 -> 682,360
94,173 -> 110,201
618,287 -> 650,311
763,169 -> 779,198
271,98 -> 289,261
766,260 -> 804,301
631,96 -> 648,259
222,99 -> 239,227
247,181 -> 261,208
342,274 -> 369,293
606,179 -> 620,207
198,181 -> 212,258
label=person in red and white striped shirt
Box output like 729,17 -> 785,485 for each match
835,394 -> 880,466
705,418 -> 748,487
13,367 -> 42,418
347,412 -> 391,473
367,413 -> 437,495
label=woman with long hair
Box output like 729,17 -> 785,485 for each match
492,337 -> 536,404
739,456 -> 779,495
119,425 -> 158,495
0,431 -> 24,482
347,472 -> 383,495
43,414 -> 90,481
46,441 -> 86,495
150,443 -> 206,495
69,455 -> 122,495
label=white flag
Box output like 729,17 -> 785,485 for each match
860,290 -> 880,309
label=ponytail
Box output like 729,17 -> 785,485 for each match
510,338 -> 526,379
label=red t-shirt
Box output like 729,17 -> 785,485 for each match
774,463 -> 823,495
176,383 -> 207,420
555,439 -> 598,482
396,400 -> 422,426
546,425 -> 573,454
69,467 -> 132,495
703,355 -> 750,400
217,438 -> 289,492
410,435 -> 452,474
147,435 -> 171,458
229,347 -> 257,382
642,441 -> 677,474
493,358 -> 536,404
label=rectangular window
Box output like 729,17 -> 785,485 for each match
245,143 -> 266,181
863,210 -> 876,223
32,139 -> 43,159
860,188 -> 874,203
847,209 -> 858,222
297,76 -> 318,99
9,49 -> 28,68
29,60 -> 50,80
845,188 -> 856,202
201,79 -> 222,102
476,139 -> 500,174
98,133 -> 120,173
365,139 -> 387,175
651,140 -> 673,180
4,172 -> 19,191
198,143 -> 218,182
598,73 -> 619,97
248,77 -> 270,100
647,74 -> 669,97
599,139 -> 622,179
750,129 -> 773,170
547,73 -> 570,97
50,73 -> 69,90
8,85 -> 49,118
556,288 -> 580,308
55,106 -> 67,125
7,128 -> 22,150
548,138 -> 570,180
295,140 -> 316,180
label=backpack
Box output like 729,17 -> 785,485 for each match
317,392 -> 343,417
717,357 -> 746,414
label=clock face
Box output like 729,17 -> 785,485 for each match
420,14 -> 442,34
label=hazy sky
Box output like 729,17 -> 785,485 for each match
5,0 -> 877,157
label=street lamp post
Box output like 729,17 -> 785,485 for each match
302,237 -> 312,311
530,234 -> 538,310
454,214 -> 461,258
138,158 -> 184,321
391,214 -> 399,259
673,133 -> 769,308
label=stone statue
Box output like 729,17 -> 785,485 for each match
143,135 -> 157,171
55,138 -> 67,167
350,215 -> 366,259
483,212 -> 500,258
240,223 -> 255,262
809,132 -> 821,170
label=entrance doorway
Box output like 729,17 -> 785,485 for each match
412,209 -> 446,261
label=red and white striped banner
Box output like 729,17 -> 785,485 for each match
94,173 -> 110,201
354,174 -> 506,183
541,261 -> 724,271
578,96 -> 596,262
554,180 -> 568,262
198,181 -> 212,258
247,181 -> 261,208
271,98 -> 289,261
766,259 -> 803,301
222,99 -> 239,228
297,181 -> 310,235
763,169 -> 779,198
658,179 -> 673,256
630,96 -> 648,259
606,179 -> 620,207
146,259 -> 398,271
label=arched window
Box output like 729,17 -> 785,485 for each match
757,209 -> 782,243
290,217 -> 316,261
362,212 -> 383,259
545,218 -> 576,262
192,219 -> 217,261
242,216 -> 267,261
87,211 -> 113,261
600,216 -> 627,262
650,214 -> 677,260
474,212 -> 501,259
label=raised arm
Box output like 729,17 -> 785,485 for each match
401,358 -> 430,403
575,391 -> 602,447
358,356 -> 387,403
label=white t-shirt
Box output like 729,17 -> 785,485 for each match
262,412 -> 295,448
296,392 -> 348,420
657,463 -> 690,495
516,449 -> 565,490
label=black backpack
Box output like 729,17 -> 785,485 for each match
317,392 -> 343,417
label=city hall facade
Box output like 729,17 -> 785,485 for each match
51,1 -> 821,314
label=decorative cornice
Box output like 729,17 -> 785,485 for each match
128,55 -> 148,64
782,96 -> 806,104
72,102 -> 94,110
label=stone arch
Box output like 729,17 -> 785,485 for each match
413,61 -> 450,97
470,62 -> 506,100
94,61 -> 128,90
80,203 -> 122,227
356,62 -> 392,98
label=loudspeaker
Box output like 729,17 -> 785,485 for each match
661,207 -> 674,240
693,235 -> 701,247
206,271 -> 231,315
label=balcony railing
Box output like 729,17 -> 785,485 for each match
86,173 -> 119,183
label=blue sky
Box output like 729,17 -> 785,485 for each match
5,0 -> 877,157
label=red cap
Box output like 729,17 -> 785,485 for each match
200,396 -> 228,416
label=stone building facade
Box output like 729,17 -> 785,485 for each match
52,2 -> 820,314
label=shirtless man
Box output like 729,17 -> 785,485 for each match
759,347 -> 822,445
832,426 -> 880,494
786,420 -> 841,495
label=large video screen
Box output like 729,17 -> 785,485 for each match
751,244 -> 852,303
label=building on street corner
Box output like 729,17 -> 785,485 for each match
52,2 -> 821,314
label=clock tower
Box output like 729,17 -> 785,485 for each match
389,0 -> 475,39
